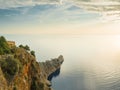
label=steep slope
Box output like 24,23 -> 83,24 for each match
0,47 -> 64,90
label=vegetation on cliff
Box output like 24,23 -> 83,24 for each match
19,44 -> 35,57
19,45 -> 30,51
0,56 -> 22,82
0,36 -> 11,54
0,36 -> 64,90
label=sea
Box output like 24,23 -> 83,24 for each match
4,34 -> 120,90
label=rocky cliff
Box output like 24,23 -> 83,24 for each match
0,47 -> 64,90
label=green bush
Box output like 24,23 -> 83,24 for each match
24,45 -> 30,51
0,36 -> 11,54
19,45 -> 24,48
30,50 -> 35,57
19,44 -> 30,51
0,56 -> 22,80
30,75 -> 44,90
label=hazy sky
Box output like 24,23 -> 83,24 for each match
1,0 -> 120,35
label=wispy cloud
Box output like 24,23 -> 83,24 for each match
1,0 -> 120,14
1,0 -> 120,35
0,1 -> 99,25
0,1 -> 100,35
0,0 -> 60,9
69,0 -> 120,21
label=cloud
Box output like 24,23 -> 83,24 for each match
1,0 -> 120,23
1,0 -> 120,13
67,0 -> 120,22
0,1 -> 100,26
72,0 -> 120,11
0,0 -> 60,9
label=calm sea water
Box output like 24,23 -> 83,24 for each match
4,35 -> 120,90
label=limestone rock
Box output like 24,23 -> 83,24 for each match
0,47 -> 64,90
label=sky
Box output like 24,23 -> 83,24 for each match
1,0 -> 120,35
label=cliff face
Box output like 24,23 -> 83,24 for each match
40,55 -> 64,78
0,47 -> 64,90
0,67 -> 8,90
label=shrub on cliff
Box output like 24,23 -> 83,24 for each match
0,56 -> 22,81
24,45 -> 30,51
0,36 -> 11,54
31,79 -> 44,90
30,50 -> 35,57
19,44 -> 30,51
19,44 -> 36,57
19,44 -> 24,48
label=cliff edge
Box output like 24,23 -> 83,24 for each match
0,36 -> 64,90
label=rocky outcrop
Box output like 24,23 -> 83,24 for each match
40,55 -> 64,78
0,47 -> 64,90
39,55 -> 64,86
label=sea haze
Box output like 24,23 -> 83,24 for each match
4,35 -> 120,90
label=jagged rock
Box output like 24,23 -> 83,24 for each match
40,55 -> 64,78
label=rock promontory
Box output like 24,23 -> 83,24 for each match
0,36 -> 64,90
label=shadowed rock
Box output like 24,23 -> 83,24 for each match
39,55 -> 64,87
